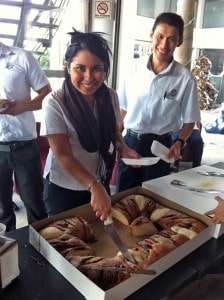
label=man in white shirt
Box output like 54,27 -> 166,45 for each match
0,42 -> 51,231
116,12 -> 200,192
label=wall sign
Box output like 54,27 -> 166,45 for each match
95,1 -> 111,19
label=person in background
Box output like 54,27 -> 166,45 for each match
0,41 -> 51,231
116,12 -> 201,192
41,30 -> 138,221
171,121 -> 204,171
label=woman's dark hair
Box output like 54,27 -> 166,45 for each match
152,12 -> 184,39
65,29 -> 111,80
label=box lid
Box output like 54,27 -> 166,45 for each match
0,237 -> 16,255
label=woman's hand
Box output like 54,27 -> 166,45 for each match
90,182 -> 111,221
121,144 -> 140,159
205,196 -> 224,224
120,145 -> 141,168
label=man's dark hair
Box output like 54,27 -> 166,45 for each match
152,12 -> 184,39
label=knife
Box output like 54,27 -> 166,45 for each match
91,266 -> 156,275
104,216 -> 136,264
197,171 -> 224,178
170,179 -> 224,194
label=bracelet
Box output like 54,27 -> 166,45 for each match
87,179 -> 100,191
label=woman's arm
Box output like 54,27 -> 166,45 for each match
115,125 -> 140,159
47,133 -> 111,221
116,108 -> 140,159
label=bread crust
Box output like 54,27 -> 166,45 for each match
39,216 -> 96,242
128,216 -> 158,236
39,216 -> 96,259
39,226 -> 63,240
111,194 -> 157,225
110,194 -> 207,273
69,255 -> 134,290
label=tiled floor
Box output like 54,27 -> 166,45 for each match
13,110 -> 224,229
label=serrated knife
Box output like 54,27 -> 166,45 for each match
104,216 -> 136,264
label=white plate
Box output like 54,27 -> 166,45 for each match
122,157 -> 160,166
151,140 -> 174,163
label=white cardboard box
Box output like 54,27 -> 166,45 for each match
0,237 -> 20,289
29,186 -> 215,300
142,164 -> 224,238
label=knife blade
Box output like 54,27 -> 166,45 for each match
91,266 -> 156,275
197,171 -> 224,178
104,216 -> 136,264
170,179 -> 224,194
180,186 -> 223,194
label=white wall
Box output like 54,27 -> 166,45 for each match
116,0 -> 155,92
193,28 -> 224,49
90,0 -> 116,87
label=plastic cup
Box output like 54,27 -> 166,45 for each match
0,223 -> 6,236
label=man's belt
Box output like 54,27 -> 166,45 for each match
0,139 -> 35,152
127,129 -> 170,141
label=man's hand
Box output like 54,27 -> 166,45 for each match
168,142 -> 181,161
0,100 -> 26,115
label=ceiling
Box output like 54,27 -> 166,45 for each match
0,0 -> 70,57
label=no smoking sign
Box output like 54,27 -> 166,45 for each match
95,1 -> 111,18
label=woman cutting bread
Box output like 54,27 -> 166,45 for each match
41,29 -> 138,220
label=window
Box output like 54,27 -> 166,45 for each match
202,49 -> 224,75
0,0 -> 86,71
201,48 -> 224,104
137,0 -> 177,18
203,0 -> 224,28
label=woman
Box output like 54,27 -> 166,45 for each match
41,30 -> 138,221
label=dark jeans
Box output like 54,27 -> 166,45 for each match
0,140 -> 47,231
171,129 -> 204,168
44,178 -> 91,216
116,131 -> 172,192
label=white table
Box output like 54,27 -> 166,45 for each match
142,164 -> 224,237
